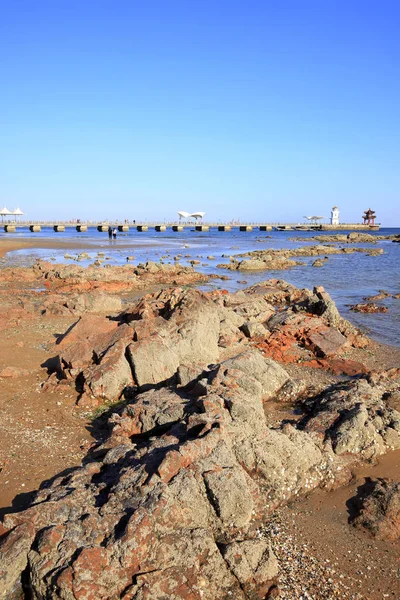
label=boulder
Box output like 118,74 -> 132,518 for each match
127,337 -> 180,390
350,478 -> 400,541
83,340 -> 133,400
306,326 -> 348,357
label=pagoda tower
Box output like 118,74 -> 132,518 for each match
362,208 -> 376,225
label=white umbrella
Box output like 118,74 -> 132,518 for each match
0,206 -> 12,222
11,207 -> 24,221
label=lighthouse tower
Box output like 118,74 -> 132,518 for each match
330,206 -> 340,225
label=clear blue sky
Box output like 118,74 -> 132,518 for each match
1,0 -> 399,224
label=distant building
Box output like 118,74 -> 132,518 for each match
330,206 -> 340,225
362,208 -> 376,225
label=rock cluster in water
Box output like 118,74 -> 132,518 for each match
217,244 -> 384,271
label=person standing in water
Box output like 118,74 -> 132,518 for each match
108,226 -> 112,239
112,228 -> 117,239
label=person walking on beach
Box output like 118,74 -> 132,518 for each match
108,226 -> 112,239
112,228 -> 117,240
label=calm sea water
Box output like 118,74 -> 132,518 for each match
2,227 -> 400,347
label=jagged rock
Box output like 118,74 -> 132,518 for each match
83,340 -> 133,400
4,283 -> 393,598
241,321 -> 269,339
306,326 -> 348,357
350,478 -> 400,541
0,344 -> 346,600
127,336 -> 180,390
301,379 -> 400,458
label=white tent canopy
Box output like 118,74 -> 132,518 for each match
0,206 -> 12,215
12,207 -> 24,215
177,211 -> 206,221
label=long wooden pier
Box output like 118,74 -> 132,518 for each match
1,221 -> 380,233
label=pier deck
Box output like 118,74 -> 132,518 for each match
1,221 -> 380,233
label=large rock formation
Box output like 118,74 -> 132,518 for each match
2,282 -> 399,599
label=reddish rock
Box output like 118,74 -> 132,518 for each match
349,302 -> 388,313
306,326 -> 348,357
0,366 -> 31,378
350,478 -> 400,541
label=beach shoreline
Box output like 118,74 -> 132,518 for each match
0,237 -> 167,258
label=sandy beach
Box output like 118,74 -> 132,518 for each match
0,237 -> 166,258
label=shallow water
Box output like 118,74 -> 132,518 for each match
2,227 -> 400,347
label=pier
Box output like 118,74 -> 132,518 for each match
1,221 -> 380,233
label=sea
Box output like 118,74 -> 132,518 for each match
1,227 -> 399,347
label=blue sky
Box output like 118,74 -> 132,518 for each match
1,0 -> 399,224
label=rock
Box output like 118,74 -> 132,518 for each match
347,232 -> 377,242
222,539 -> 278,597
127,336 -> 180,390
312,258 -> 327,267
241,321 -> 269,339
83,340 -> 134,400
364,290 -> 391,302
301,378 -> 400,459
218,349 -> 291,400
0,366 -> 30,378
57,314 -> 118,348
306,326 -> 348,357
350,478 -> 400,541
349,302 -> 388,313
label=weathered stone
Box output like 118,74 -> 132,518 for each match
127,337 -> 180,390
350,478 -> 400,541
83,340 -> 133,400
306,326 -> 348,357
241,321 -> 269,339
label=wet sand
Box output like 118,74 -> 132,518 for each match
0,237 -> 164,258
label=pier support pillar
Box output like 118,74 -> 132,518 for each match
97,225 -> 109,232
195,225 -> 209,232
259,225 -> 272,231
137,225 -> 148,232
172,225 -> 184,232
29,225 -> 41,232
4,225 -> 16,232
155,225 -> 166,232
218,225 -> 232,231
76,225 -> 87,232
239,225 -> 252,232
118,225 -> 129,232
53,225 -> 65,232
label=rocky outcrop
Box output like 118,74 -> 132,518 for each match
217,257 -> 301,271
45,282 -> 373,403
1,283 -> 400,599
350,478 -> 400,540
0,344 -> 369,600
216,242 -> 386,272
290,233 -> 397,243
0,260 -> 208,292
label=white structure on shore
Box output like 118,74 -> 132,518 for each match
177,211 -> 205,222
330,206 -> 340,225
